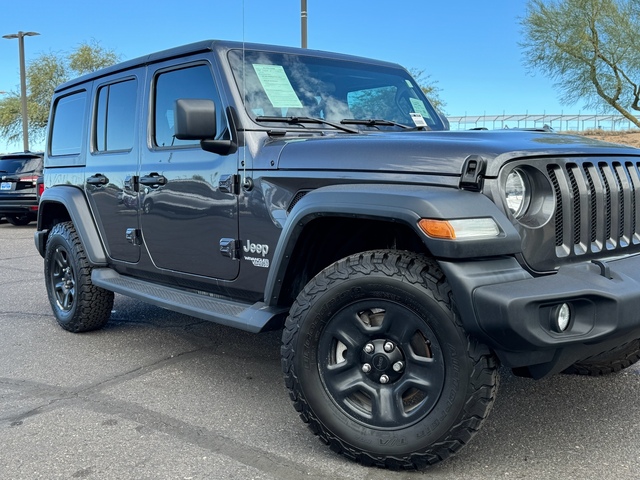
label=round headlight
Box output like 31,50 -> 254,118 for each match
505,169 -> 531,218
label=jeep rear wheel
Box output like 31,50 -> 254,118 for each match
44,221 -> 114,332
563,339 -> 640,376
281,250 -> 499,469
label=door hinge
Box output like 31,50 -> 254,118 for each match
126,228 -> 142,246
124,175 -> 139,192
219,238 -> 240,260
219,174 -> 239,194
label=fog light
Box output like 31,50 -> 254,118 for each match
553,303 -> 571,332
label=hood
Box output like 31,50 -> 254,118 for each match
271,130 -> 639,177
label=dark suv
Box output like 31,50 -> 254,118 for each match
34,40 -> 640,469
0,151 -> 44,225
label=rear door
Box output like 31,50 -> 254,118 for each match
84,73 -> 142,263
138,57 -> 240,280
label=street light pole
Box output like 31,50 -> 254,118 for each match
3,31 -> 40,152
301,0 -> 307,48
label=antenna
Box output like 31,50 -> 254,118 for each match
301,0 -> 308,48
242,0 -> 247,184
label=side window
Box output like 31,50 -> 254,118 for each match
50,91 -> 87,156
154,64 -> 223,148
95,79 -> 137,152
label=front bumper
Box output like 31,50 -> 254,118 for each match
439,254 -> 640,377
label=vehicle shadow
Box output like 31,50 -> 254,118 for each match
95,296 -> 640,479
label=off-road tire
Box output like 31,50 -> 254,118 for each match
281,250 -> 499,469
563,339 -> 640,376
44,221 -> 114,332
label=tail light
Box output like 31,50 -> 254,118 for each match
36,176 -> 45,201
21,175 -> 39,186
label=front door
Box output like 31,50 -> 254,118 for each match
139,60 -> 239,281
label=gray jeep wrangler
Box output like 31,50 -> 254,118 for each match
35,40 -> 640,469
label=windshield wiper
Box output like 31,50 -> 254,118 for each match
255,116 -> 359,134
341,118 -> 429,131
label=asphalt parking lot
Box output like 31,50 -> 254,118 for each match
2,222 -> 640,479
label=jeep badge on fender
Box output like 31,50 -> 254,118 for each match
243,240 -> 269,256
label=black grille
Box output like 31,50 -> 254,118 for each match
547,159 -> 640,257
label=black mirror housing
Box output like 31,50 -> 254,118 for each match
174,99 -> 217,140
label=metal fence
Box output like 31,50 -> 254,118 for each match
447,113 -> 639,132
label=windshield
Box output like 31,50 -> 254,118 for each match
228,49 -> 446,131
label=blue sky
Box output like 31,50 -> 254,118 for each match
1,0 -> 586,152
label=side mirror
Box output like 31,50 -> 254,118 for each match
174,99 -> 217,140
174,99 -> 237,155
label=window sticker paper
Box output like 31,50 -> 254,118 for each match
253,64 -> 303,108
409,98 -> 430,118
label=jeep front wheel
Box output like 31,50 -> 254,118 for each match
44,221 -> 114,332
281,250 -> 498,469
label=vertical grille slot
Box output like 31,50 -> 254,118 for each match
598,163 -> 613,245
566,165 -> 581,246
547,165 -> 563,247
612,163 -> 625,243
626,161 -> 640,242
584,165 -> 598,243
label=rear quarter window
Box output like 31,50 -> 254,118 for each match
50,91 -> 87,156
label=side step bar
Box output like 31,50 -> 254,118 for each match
91,268 -> 288,333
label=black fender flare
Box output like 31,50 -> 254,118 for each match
264,183 -> 522,306
34,186 -> 108,265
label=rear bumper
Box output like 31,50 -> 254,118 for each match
0,198 -> 38,215
439,254 -> 640,377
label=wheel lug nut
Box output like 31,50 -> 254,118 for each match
363,343 -> 375,354
383,341 -> 395,352
362,363 -> 371,373
393,361 -> 404,372
380,374 -> 389,384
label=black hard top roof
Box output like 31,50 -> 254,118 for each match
54,40 -> 402,93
